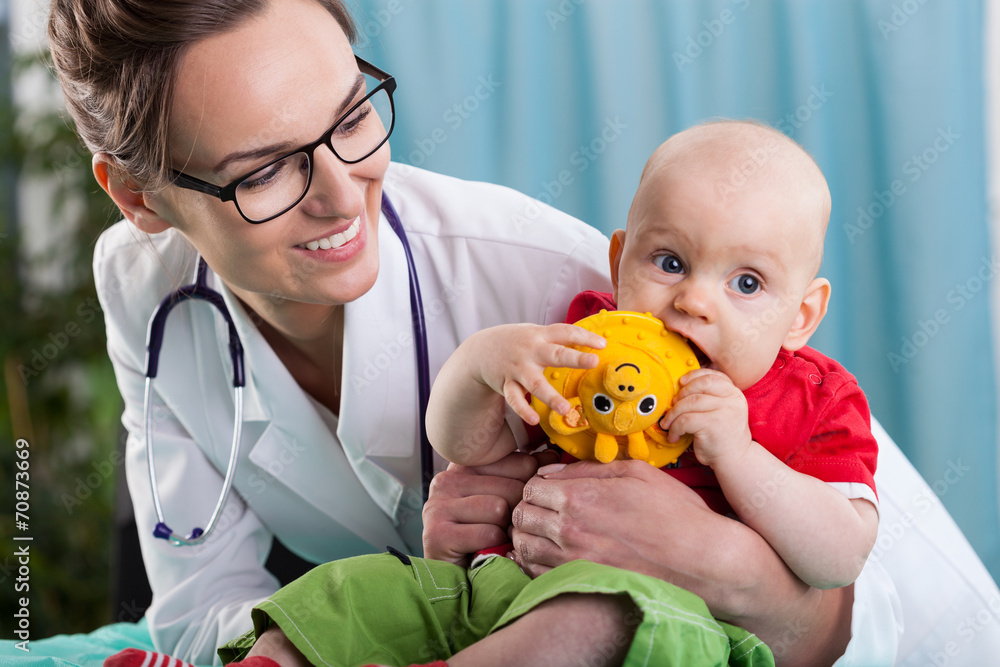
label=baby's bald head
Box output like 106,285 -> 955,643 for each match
634,120 -> 831,277
613,121 -> 835,388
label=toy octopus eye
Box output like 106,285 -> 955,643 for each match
592,393 -> 614,414
638,395 -> 657,415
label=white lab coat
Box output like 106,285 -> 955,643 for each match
95,163 -> 1000,665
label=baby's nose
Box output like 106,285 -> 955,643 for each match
673,282 -> 716,322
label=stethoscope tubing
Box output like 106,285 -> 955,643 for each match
381,194 -> 434,503
143,379 -> 244,546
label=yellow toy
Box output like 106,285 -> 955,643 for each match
531,310 -> 699,467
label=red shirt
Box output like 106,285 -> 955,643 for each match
560,291 -> 878,515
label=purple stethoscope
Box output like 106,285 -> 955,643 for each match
143,194 -> 433,546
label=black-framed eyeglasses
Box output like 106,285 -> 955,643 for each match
171,56 -> 396,224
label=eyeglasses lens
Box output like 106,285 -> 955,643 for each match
234,86 -> 394,223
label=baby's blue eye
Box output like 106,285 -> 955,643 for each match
655,254 -> 683,274
731,274 -> 760,295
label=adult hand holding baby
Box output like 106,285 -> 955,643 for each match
510,458 -> 715,578
510,458 -> 854,664
421,450 -> 558,567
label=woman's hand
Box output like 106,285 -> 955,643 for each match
509,459 -> 854,665
509,459 -> 724,582
422,450 -> 557,566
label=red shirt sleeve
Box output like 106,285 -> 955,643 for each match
747,349 -> 878,499
564,290 -> 617,324
785,379 -> 878,498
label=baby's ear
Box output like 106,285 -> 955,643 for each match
783,278 -> 831,351
609,229 -> 626,302
93,153 -> 173,234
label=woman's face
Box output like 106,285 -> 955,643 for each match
153,0 -> 390,310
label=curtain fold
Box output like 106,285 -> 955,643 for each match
354,0 -> 999,580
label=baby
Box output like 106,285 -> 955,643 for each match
429,119 -> 879,593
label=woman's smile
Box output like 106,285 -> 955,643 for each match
296,216 -> 361,250
291,213 -> 367,263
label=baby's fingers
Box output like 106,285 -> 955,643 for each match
678,367 -> 731,387
675,368 -> 741,400
545,323 -> 607,353
658,392 -> 723,434
545,346 -> 601,371
503,380 -> 544,424
519,376 -> 573,417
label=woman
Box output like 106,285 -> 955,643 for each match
49,0 -> 896,664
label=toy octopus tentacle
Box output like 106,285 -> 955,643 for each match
547,397 -> 589,435
626,431 -> 650,462
594,433 -> 620,463
644,423 -> 672,447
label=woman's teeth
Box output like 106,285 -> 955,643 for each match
300,217 -> 360,251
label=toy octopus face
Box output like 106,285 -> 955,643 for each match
578,358 -> 671,435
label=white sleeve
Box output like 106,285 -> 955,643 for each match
833,557 -> 903,666
834,417 -> 1000,665
827,481 -> 879,515
97,229 -> 278,664
831,418 -> 908,666
534,219 -> 612,327
860,418 -> 1000,665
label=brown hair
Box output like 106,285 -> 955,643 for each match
48,0 -> 358,192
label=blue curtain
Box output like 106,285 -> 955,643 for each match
353,0 -> 999,580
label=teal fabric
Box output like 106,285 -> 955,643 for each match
0,618 -> 204,667
354,0 -> 999,580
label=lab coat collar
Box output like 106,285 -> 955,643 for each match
203,268 -> 269,424
338,212 -> 419,520
202,260 -> 407,548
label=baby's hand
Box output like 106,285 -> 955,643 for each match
658,368 -> 752,469
472,323 -> 606,425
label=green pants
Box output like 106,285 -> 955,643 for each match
219,553 -> 773,667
